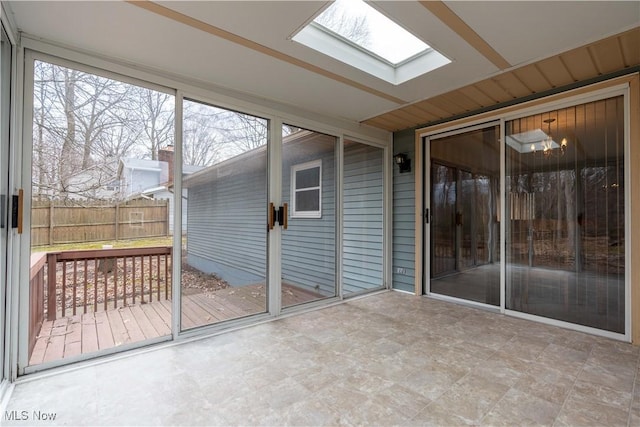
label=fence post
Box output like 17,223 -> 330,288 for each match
166,199 -> 170,237
49,201 -> 54,245
46,253 -> 58,321
115,203 -> 120,241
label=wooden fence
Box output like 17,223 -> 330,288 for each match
31,199 -> 169,246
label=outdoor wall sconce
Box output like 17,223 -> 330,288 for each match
394,153 -> 411,173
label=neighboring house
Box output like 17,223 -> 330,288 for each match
117,158 -> 164,197
122,148 -> 203,231
183,131 -> 384,295
140,186 -> 191,232
60,160 -> 120,201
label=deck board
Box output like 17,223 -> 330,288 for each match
81,312 -> 99,354
30,283 -> 321,366
95,310 -> 115,350
129,305 -> 160,340
140,303 -> 171,335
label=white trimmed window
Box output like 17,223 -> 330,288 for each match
291,160 -> 322,218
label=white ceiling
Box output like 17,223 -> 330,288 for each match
6,1 -> 640,127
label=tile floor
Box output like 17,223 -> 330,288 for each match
3,291 -> 640,426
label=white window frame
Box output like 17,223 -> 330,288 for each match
291,159 -> 322,218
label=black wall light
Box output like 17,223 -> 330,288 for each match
394,153 -> 411,173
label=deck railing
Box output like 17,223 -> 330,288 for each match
29,246 -> 172,323
30,252 -> 47,358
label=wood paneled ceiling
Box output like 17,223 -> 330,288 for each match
363,27 -> 640,132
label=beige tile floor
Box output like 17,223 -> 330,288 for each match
3,291 -> 640,426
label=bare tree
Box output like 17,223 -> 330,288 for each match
33,61 -> 142,199
135,89 -> 174,160
315,0 -> 371,47
182,102 -> 226,166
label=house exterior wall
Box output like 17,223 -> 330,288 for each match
125,168 -> 161,196
186,167 -> 267,286
342,143 -> 384,294
281,150 -> 336,296
185,142 -> 385,295
392,129 -> 417,293
151,189 -> 188,231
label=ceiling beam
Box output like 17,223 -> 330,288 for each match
127,0 -> 408,105
419,1 -> 512,70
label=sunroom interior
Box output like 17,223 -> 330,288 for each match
0,0 -> 639,425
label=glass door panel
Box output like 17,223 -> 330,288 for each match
429,125 -> 500,305
0,25 -> 11,377
281,125 -> 336,308
506,96 -> 625,333
30,60 -> 174,366
459,170 -> 474,270
431,164 -> 456,277
180,100 -> 268,330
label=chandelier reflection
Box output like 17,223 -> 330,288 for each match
530,118 -> 567,159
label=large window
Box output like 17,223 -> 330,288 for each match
505,95 -> 626,334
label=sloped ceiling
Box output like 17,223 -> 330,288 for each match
7,1 -> 640,132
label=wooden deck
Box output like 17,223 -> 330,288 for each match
29,284 -> 320,366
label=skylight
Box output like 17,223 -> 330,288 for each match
314,0 -> 428,65
292,0 -> 451,85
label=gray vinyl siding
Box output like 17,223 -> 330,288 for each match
282,150 -> 336,296
186,167 -> 267,286
185,135 -> 389,295
393,129 -> 416,292
343,143 -> 384,293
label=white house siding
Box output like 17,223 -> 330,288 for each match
128,169 -> 161,195
342,143 -> 384,294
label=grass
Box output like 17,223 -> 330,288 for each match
32,236 -> 174,253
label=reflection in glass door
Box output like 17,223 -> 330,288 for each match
428,125 -> 500,306
180,100 -> 269,330
506,96 -> 626,333
281,125 -> 336,308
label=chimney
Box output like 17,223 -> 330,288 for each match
158,144 -> 174,184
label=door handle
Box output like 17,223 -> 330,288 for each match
282,203 -> 288,230
455,212 -> 463,226
269,203 -> 288,230
11,189 -> 23,233
268,202 -> 276,230
0,194 -> 5,229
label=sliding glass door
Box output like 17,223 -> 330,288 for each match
28,57 -> 175,368
180,100 -> 269,330
23,51 -> 389,372
281,125 -> 337,308
0,24 -> 12,380
425,91 -> 628,337
427,125 -> 501,306
506,96 -> 626,333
